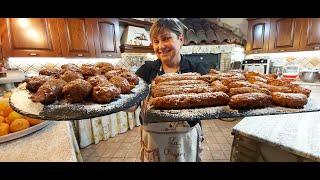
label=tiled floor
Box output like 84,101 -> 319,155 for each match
80,119 -> 241,162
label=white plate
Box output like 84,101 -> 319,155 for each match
0,121 -> 51,144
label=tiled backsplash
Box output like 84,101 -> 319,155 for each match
7,44 -> 245,74
8,57 -> 122,75
245,51 -> 320,69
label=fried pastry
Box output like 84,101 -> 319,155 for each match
271,92 -> 308,108
119,71 -> 139,86
229,87 -> 271,97
246,76 -> 267,84
229,93 -> 272,110
95,62 -> 114,74
151,84 -> 217,98
87,75 -> 107,87
39,67 -> 60,77
227,81 -> 259,89
149,92 -> 230,110
25,75 -> 52,93
62,79 -> 92,103
60,70 -> 84,82
109,76 -> 131,94
81,64 -> 101,79
267,85 -> 293,93
92,82 -> 121,104
31,79 -> 67,104
210,80 -> 229,93
61,63 -> 81,74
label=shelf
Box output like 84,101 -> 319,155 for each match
120,44 -> 154,53
119,18 -> 153,29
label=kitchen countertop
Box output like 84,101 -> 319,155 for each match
232,92 -> 320,161
0,70 -> 25,84
0,121 -> 81,162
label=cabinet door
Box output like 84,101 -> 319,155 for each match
1,18 -> 62,57
268,18 -> 303,52
57,18 -> 96,57
246,18 -> 271,54
299,18 -> 320,51
92,18 -> 121,58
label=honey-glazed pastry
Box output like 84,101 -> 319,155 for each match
39,67 -> 60,77
80,64 -> 101,79
149,92 -> 230,110
244,71 -> 266,79
60,70 -> 84,82
92,82 -> 121,104
95,62 -> 114,74
229,93 -> 272,110
253,81 -> 269,88
105,68 -> 128,79
267,78 -> 292,86
151,84 -> 217,98
31,79 -> 67,104
156,79 -> 208,87
210,80 -> 229,93
271,92 -> 308,108
267,85 -> 293,93
25,75 -> 52,93
290,85 -> 311,97
229,87 -> 271,97
61,63 -> 81,74
208,69 -> 220,74
246,76 -> 267,84
109,76 -> 131,94
227,81 -> 259,89
87,75 -> 108,87
62,79 -> 92,103
119,71 -> 139,86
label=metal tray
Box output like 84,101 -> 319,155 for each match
0,121 -> 51,144
145,96 -> 320,123
9,78 -> 149,121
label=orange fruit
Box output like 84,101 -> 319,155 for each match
9,118 -> 30,133
0,98 -> 8,111
0,123 -> 10,136
25,117 -> 44,126
0,116 -> 5,123
3,106 -> 14,117
6,111 -> 23,125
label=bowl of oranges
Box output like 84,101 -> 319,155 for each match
0,91 -> 50,143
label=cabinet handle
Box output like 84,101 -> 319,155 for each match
29,53 -> 38,56
77,54 -> 83,57
279,49 -> 286,52
314,46 -> 320,50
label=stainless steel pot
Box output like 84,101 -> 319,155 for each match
299,70 -> 320,83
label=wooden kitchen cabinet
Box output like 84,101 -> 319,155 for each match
92,18 -> 121,58
1,18 -> 62,57
299,18 -> 320,51
268,18 -> 303,53
57,18 -> 96,57
246,18 -> 271,54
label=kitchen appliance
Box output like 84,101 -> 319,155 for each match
283,65 -> 300,79
299,69 -> 320,83
242,59 -> 271,74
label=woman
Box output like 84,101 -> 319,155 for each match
130,18 -> 209,162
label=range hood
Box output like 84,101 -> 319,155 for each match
180,18 -> 246,46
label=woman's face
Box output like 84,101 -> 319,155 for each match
152,30 -> 184,64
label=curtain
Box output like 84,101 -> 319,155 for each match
74,107 -> 141,148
